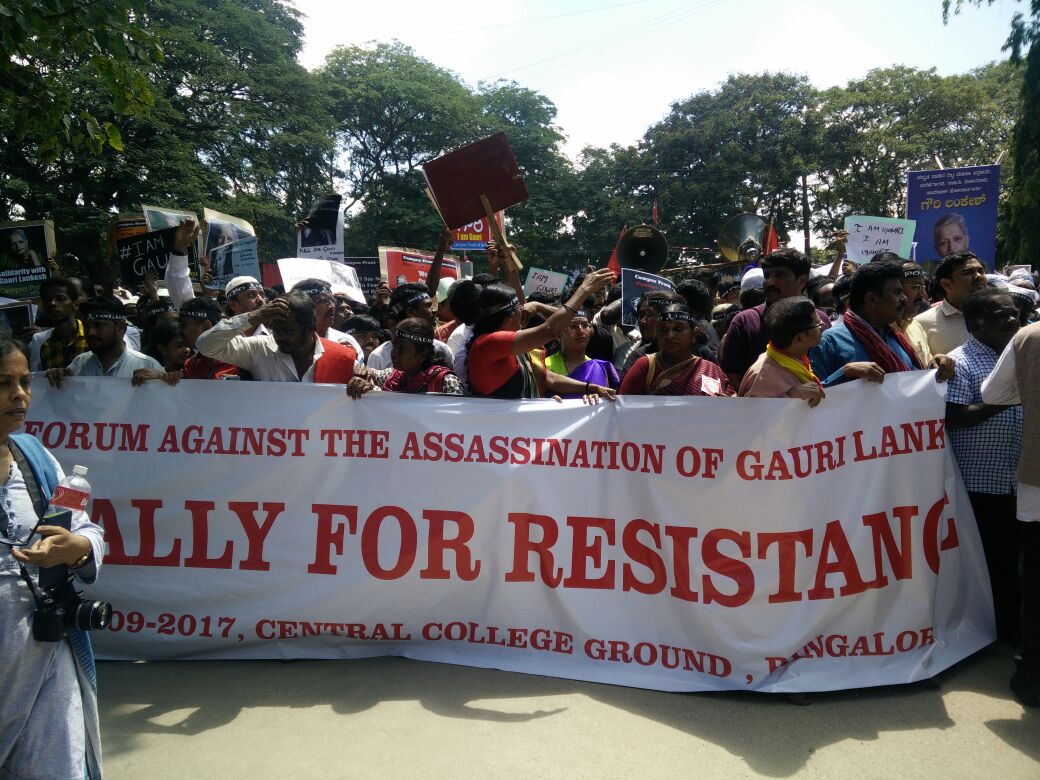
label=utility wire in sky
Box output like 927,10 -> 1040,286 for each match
448,0 -> 660,34
483,0 -> 730,82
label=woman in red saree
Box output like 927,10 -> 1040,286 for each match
619,306 -> 735,397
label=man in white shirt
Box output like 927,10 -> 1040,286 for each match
194,290 -> 357,383
914,251 -> 987,356
288,279 -> 365,362
982,321 -> 1040,707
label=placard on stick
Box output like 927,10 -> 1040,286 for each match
422,133 -> 529,229
423,133 -> 528,270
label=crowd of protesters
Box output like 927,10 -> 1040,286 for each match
8,216 -> 1040,714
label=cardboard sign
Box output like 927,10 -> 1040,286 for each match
378,246 -> 459,290
422,133 -> 528,230
905,165 -> 1001,269
116,227 -> 177,285
105,214 -> 149,261
207,237 -> 261,292
142,205 -> 203,260
297,193 -> 343,260
277,257 -> 366,303
523,267 -> 569,298
0,302 -> 33,334
843,215 -> 916,264
0,220 -> 54,300
620,268 -> 676,327
451,213 -> 503,251
203,208 -> 254,257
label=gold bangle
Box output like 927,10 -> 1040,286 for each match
69,550 -> 91,570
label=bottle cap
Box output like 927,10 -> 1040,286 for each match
72,465 -> 89,476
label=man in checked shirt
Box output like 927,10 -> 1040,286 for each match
944,288 -> 1022,646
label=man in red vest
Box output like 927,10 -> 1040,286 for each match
194,290 -> 356,383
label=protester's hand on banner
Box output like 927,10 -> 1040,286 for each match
47,255 -> 61,276
583,385 -> 616,405
345,375 -> 375,400
786,382 -> 826,407
44,368 -> 69,389
437,226 -> 452,252
132,368 -> 180,387
173,219 -> 200,255
200,255 -> 214,288
930,354 -> 956,382
843,362 -> 885,383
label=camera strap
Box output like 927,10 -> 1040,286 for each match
9,440 -> 48,521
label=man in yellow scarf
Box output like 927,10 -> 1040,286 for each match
739,297 -> 825,406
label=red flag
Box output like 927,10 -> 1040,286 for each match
651,199 -> 659,225
764,220 -> 779,256
607,225 -> 627,277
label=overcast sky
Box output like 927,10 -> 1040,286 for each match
293,0 -> 1020,159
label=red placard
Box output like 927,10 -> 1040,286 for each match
378,247 -> 459,289
422,133 -> 528,230
450,213 -> 504,251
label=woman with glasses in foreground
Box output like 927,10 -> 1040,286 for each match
0,335 -> 105,779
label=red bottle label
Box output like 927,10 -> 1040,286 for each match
51,485 -> 89,511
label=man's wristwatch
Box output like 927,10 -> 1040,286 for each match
69,550 -> 92,570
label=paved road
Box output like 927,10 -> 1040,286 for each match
97,644 -> 1038,778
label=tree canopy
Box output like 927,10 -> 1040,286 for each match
0,3 -> 1031,277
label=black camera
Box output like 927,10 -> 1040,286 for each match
28,510 -> 112,642
32,568 -> 112,642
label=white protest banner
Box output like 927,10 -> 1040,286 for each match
25,373 -> 992,693
277,257 -> 365,303
523,267 -> 569,297
844,215 -> 916,264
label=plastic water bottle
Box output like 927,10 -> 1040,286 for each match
47,465 -> 91,515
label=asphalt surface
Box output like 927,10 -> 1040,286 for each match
97,643 -> 1038,778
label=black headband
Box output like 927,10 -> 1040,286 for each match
658,309 -> 697,324
300,285 -> 332,297
482,296 -> 520,317
903,268 -> 923,279
228,281 -> 262,299
406,291 -> 431,307
149,301 -> 176,314
395,328 -> 434,345
180,309 -> 214,322
84,311 -> 124,322
574,309 -> 589,319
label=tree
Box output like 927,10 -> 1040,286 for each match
944,0 -> 1040,265
632,73 -> 823,253
812,64 -> 1020,234
0,0 -> 160,162
0,0 -> 334,266
477,81 -> 578,269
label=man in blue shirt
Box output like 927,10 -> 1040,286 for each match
810,260 -> 954,387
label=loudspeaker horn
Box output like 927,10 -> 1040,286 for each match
617,224 -> 668,274
718,213 -> 768,264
